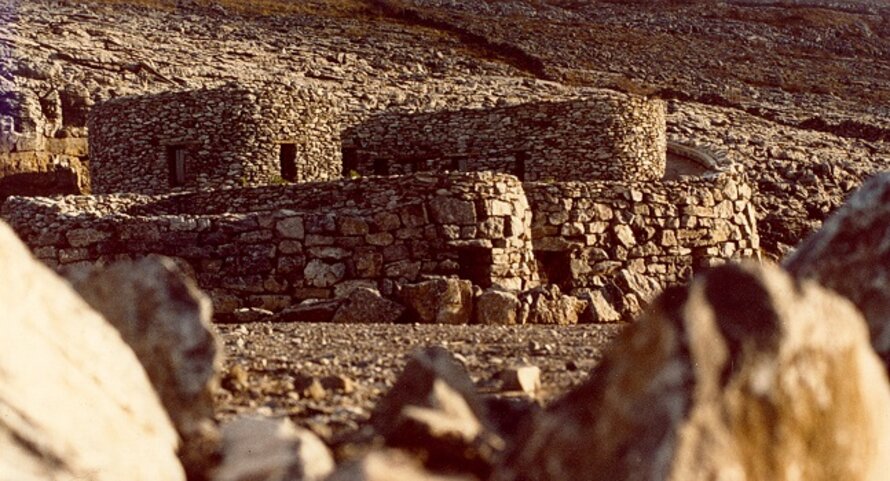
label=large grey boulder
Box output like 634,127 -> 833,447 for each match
785,172 -> 890,368
214,416 -> 334,481
399,277 -> 474,324
332,287 -> 405,323
476,289 -> 521,325
68,256 -> 224,479
0,222 -> 185,481
496,263 -> 890,481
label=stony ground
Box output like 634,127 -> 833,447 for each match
214,322 -> 624,455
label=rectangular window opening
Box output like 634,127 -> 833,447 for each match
166,146 -> 187,187
279,143 -> 298,181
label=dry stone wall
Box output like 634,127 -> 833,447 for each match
524,172 -> 760,290
3,172 -> 537,317
342,94 -> 666,182
88,84 -> 340,194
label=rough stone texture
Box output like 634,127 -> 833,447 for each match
344,94 -> 666,182
577,269 -> 663,323
520,284 -> 588,325
3,172 -> 537,316
785,172 -> 890,369
332,287 -> 406,323
525,171 -> 760,289
496,263 -> 890,481
215,416 -> 334,481
0,221 -> 184,481
327,450 -> 476,481
476,289 -> 521,325
89,83 -> 341,194
399,277 -> 475,324
372,347 -> 501,476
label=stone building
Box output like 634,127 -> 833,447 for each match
3,83 -> 761,321
88,84 -> 340,194
342,95 -> 665,182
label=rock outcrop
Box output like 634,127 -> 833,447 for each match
496,262 -> 890,481
785,172 -> 890,369
0,222 -> 185,481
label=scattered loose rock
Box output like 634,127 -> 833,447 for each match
215,416 -> 334,481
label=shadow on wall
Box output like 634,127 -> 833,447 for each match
0,170 -> 81,202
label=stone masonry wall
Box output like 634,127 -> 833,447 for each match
524,172 -> 760,291
342,94 -> 666,182
2,172 -> 536,316
88,84 -> 340,194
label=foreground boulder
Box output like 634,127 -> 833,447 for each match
68,256 -> 224,479
399,277 -> 474,324
785,172 -> 890,368
372,346 -> 503,477
214,416 -> 334,481
0,222 -> 185,480
496,263 -> 890,481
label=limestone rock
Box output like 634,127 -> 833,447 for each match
215,416 -> 334,481
332,287 -> 406,323
399,277 -> 474,324
327,450 -> 476,481
577,269 -> 662,323
520,284 -> 588,325
304,259 -> 346,287
476,289 -> 521,325
68,256 -> 223,437
372,346 -> 501,476
785,172 -> 890,369
0,222 -> 184,481
496,263 -> 890,481
498,365 -> 541,396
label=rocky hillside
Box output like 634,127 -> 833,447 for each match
1,0 -> 888,257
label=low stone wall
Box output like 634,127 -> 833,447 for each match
88,84 -> 340,194
2,171 -> 760,321
2,172 -> 537,315
524,172 -> 760,290
342,94 -> 666,182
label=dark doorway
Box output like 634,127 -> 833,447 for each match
515,151 -> 528,181
342,147 -> 358,177
279,143 -> 298,181
166,146 -> 187,187
458,247 -> 493,288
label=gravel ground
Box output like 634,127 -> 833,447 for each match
214,322 -> 625,451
